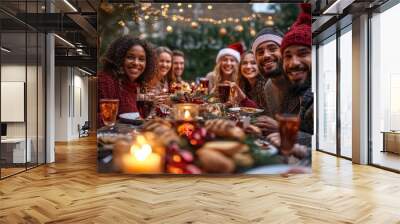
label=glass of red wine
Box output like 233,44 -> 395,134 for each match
218,83 -> 231,103
136,94 -> 154,119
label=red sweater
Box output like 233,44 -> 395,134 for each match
98,72 -> 139,125
240,97 -> 258,108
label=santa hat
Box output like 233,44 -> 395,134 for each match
216,43 -> 242,63
280,3 -> 312,54
228,42 -> 245,55
251,28 -> 284,55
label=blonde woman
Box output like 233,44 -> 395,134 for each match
205,46 -> 240,94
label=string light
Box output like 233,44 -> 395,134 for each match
235,25 -> 243,32
166,25 -> 173,32
250,28 -> 256,36
118,20 -> 125,27
191,21 -> 199,29
133,3 -> 273,30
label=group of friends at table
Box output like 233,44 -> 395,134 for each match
98,4 -> 313,149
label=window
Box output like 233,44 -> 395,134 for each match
317,35 -> 337,154
370,2 -> 400,171
339,27 -> 352,158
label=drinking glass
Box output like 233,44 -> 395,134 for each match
276,114 -> 300,156
136,94 -> 154,119
218,83 -> 231,103
99,99 -> 119,127
199,78 -> 209,94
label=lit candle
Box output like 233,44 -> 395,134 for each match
173,103 -> 199,121
184,110 -> 192,121
121,136 -> 163,173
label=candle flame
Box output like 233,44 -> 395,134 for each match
131,144 -> 152,161
184,110 -> 191,120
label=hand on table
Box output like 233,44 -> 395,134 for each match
254,115 -> 279,136
154,95 -> 170,105
267,133 -> 309,159
266,132 -> 281,147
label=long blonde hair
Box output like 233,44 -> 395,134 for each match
210,56 -> 239,93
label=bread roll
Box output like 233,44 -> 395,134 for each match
197,148 -> 235,173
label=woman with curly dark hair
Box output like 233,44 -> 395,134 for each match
98,35 -> 155,122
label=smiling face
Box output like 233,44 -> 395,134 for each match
283,44 -> 311,88
172,55 -> 185,77
157,52 -> 172,77
255,41 -> 282,78
123,45 -> 146,82
240,53 -> 259,80
219,55 -> 238,76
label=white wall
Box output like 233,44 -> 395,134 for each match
1,64 -> 45,164
54,66 -> 89,141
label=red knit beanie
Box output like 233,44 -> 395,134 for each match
280,3 -> 312,53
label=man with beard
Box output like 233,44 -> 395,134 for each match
267,3 -> 313,148
252,28 -> 300,135
171,50 -> 185,82
281,3 -> 313,136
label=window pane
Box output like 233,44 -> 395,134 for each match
318,36 -> 337,154
371,3 -> 400,171
1,31 -> 28,177
340,28 -> 352,158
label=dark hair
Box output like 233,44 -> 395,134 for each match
102,35 -> 155,84
172,50 -> 185,58
237,50 -> 255,95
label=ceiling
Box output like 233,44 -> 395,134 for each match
0,0 -> 98,72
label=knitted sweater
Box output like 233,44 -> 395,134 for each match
97,71 -> 139,126
261,76 -> 300,117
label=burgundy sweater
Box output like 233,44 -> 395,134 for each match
240,98 -> 258,108
98,71 -> 139,126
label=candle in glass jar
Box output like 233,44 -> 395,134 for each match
184,110 -> 192,121
173,103 -> 199,121
122,143 -> 162,173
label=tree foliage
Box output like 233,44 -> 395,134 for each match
98,3 -> 299,80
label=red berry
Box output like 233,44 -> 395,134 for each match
179,150 -> 193,162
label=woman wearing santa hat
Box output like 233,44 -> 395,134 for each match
205,43 -> 242,94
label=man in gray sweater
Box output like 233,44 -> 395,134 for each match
251,28 -> 300,135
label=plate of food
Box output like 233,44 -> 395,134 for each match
228,107 -> 264,115
119,112 -> 144,125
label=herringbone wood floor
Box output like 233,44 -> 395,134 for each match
1,136 -> 400,224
